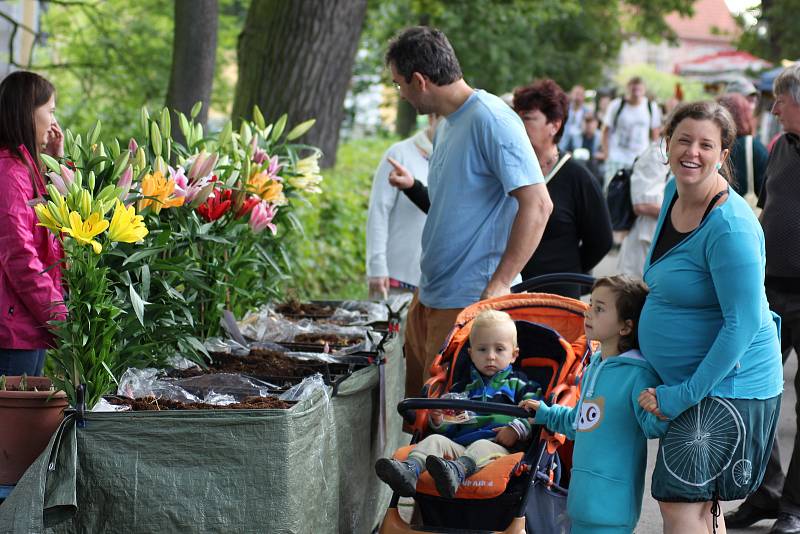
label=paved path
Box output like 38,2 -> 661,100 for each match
593,251 -> 796,534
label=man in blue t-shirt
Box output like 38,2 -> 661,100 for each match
384,27 -> 552,398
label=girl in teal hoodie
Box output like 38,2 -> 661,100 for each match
521,275 -> 668,534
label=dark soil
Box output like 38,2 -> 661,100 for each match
108,395 -> 291,410
171,348 -> 325,379
275,300 -> 334,317
293,333 -> 363,346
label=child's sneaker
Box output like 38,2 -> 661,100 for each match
375,458 -> 419,497
426,456 -> 475,499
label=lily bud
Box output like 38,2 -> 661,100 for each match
117,165 -> 133,200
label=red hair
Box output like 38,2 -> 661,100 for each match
512,79 -> 569,143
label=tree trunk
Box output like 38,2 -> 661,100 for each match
395,100 -> 418,138
231,0 -> 368,168
165,0 -> 218,145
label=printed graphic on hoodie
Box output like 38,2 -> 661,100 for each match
577,397 -> 605,432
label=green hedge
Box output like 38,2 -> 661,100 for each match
285,136 -> 398,300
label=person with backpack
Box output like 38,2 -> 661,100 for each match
596,77 -> 662,188
617,142 -> 670,277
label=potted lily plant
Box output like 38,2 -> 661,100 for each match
0,375 -> 68,485
36,123 -> 150,411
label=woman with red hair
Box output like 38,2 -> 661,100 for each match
512,79 -> 613,297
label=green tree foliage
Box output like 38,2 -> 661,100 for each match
735,0 -> 800,63
362,0 -> 695,96
33,0 -> 174,139
32,0 -> 247,141
285,136 -> 398,299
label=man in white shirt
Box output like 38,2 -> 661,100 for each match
597,77 -> 662,186
559,85 -> 590,152
366,115 -> 439,298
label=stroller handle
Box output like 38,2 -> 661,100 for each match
511,272 -> 595,294
398,397 -> 531,419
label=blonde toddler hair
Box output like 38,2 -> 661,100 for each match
469,309 -> 517,347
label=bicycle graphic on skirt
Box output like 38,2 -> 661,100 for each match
661,397 -> 751,488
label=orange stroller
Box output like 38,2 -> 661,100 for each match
380,273 -> 595,534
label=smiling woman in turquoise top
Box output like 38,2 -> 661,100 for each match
637,101 -> 783,534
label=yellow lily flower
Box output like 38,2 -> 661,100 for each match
290,154 -> 323,194
62,211 -> 109,254
246,171 -> 288,206
138,170 -> 185,214
34,203 -> 63,233
108,200 -> 149,243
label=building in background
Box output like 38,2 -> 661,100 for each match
619,0 -> 739,74
0,1 -> 40,76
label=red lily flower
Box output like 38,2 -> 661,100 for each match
196,188 -> 232,222
236,195 -> 260,219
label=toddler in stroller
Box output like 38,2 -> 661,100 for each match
380,275 -> 594,533
375,309 -> 542,499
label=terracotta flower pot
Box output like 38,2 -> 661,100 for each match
0,376 -> 68,485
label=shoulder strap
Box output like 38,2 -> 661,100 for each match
702,190 -> 728,221
544,153 -> 571,184
613,99 -> 626,130
745,135 -> 754,195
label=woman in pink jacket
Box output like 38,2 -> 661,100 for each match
0,71 -> 66,376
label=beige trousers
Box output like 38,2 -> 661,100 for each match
408,434 -> 510,469
404,292 -> 462,398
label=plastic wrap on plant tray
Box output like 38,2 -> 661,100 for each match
204,336 -> 250,356
118,368 -> 201,403
237,306 -> 307,342
331,300 -> 391,323
172,372 -> 279,400
278,373 -> 330,402
238,306 -> 376,349
117,368 -> 278,404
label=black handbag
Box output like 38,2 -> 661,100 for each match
606,166 -> 636,231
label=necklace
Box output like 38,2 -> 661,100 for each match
540,148 -> 559,173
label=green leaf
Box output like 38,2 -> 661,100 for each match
190,101 -> 203,120
140,264 -> 151,301
285,119 -> 316,141
129,284 -> 147,326
155,229 -> 172,247
123,248 -> 162,265
88,120 -> 102,145
218,121 -> 232,147
270,114 -> 288,143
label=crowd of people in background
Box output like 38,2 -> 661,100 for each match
367,25 -> 800,534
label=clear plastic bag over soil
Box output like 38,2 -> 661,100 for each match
106,395 -> 291,410
116,367 -> 285,410
236,306 -> 382,352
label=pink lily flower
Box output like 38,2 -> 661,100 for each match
249,200 -> 278,235
266,155 -> 282,181
169,164 -> 209,204
128,138 -> 138,157
252,147 -> 268,165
